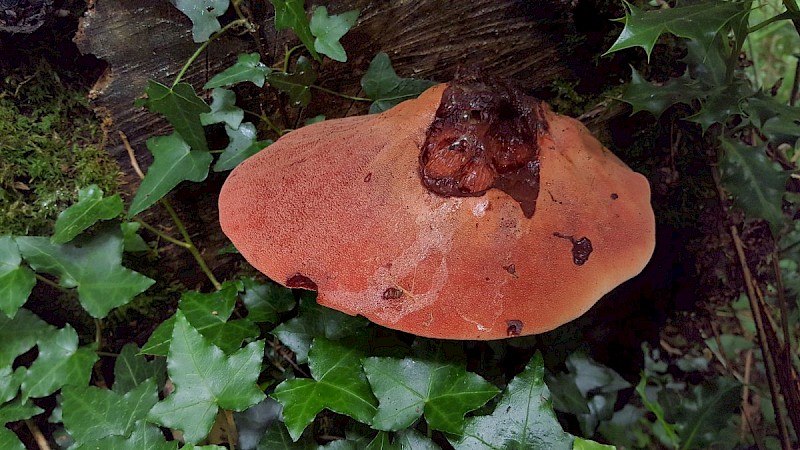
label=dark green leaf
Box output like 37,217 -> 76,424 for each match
0,427 -> 25,450
273,292 -> 368,364
686,87 -> 744,132
112,344 -> 166,394
0,236 -> 36,319
72,421 -> 177,450
140,81 -> 210,152
0,366 -> 25,403
213,123 -> 271,172
173,0 -> 229,43
240,277 -> 295,324
204,54 -> 271,89
269,0 -> 319,61
62,379 -> 158,443
719,138 -> 789,235
0,309 -> 51,367
235,399 -> 283,450
140,315 -> 175,356
128,133 -> 212,216
622,68 -> 702,118
673,377 -> 741,449
310,7 -> 359,62
635,376 -> 678,447
200,88 -> 244,128
0,398 -> 43,424
449,353 -> 573,449
394,429 -> 438,450
597,404 -> 647,449
272,337 -> 378,441
268,56 -> 317,107
51,185 -> 123,244
120,222 -> 149,252
257,422 -> 316,449
360,53 -> 436,113
16,227 -> 155,318
363,357 -> 499,434
21,325 -> 99,400
147,311 -> 266,443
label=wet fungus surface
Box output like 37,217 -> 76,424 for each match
219,76 -> 656,340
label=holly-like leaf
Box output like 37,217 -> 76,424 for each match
0,236 -> 35,319
272,337 -> 378,441
310,7 -> 358,62
0,309 -> 51,367
21,325 -> 99,400
112,344 -> 166,394
214,123 -> 271,172
200,88 -> 244,129
268,56 -> 317,107
363,357 -> 499,434
51,185 -> 123,244
269,0 -> 319,61
719,138 -> 789,235
240,277 -> 295,324
361,53 -> 436,114
605,1 -> 747,61
173,0 -> 229,43
62,379 -> 158,443
128,133 -> 213,216
15,227 -> 155,318
205,54 -> 271,89
147,311 -> 266,444
140,81 -> 210,153
72,421 -> 177,450
273,292 -> 368,364
622,68 -> 703,118
686,86 -> 744,132
449,353 -> 574,449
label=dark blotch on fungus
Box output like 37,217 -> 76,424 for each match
419,72 -> 546,218
553,232 -> 593,266
506,320 -> 524,336
286,273 -> 318,290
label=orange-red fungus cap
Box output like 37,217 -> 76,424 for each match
219,76 -> 655,340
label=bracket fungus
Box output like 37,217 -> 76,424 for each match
219,74 -> 656,340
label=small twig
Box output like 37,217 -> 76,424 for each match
740,349 -> 753,439
159,199 -> 222,291
310,84 -> 371,102
268,338 -> 309,377
790,56 -> 799,107
119,131 -> 145,180
25,419 -> 51,450
223,409 -> 238,450
135,219 -> 191,249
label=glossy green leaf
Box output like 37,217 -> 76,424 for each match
363,357 -> 499,434
573,437 -> 616,450
173,0 -> 229,42
235,399 -> 283,449
147,311 -> 266,444
268,56 -> 317,107
257,423 -> 316,449
62,379 -> 158,443
269,0 -> 319,61
719,138 -> 789,235
112,344 -> 166,394
140,81 -> 210,152
272,337 -> 378,441
21,325 -> 98,400
0,367 -> 25,403
0,309 -> 52,367
51,185 -> 123,244
449,353 -> 573,449
622,68 -> 702,118
200,88 -> 244,128
361,52 -> 436,113
120,222 -> 149,252
686,86 -> 744,132
205,54 -> 271,89
240,277 -> 295,324
0,427 -> 25,450
310,7 -> 358,62
72,421 -> 177,450
140,316 -> 175,356
605,1 -> 746,61
273,292 -> 368,364
128,133 -> 213,216
213,123 -> 271,172
16,227 -> 155,318
0,399 -> 43,426
0,236 -> 35,319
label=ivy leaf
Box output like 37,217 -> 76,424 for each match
62,379 -> 158,443
0,309 -> 51,367
0,236 -> 36,319
15,227 -> 155,318
204,54 -> 271,89
51,185 -> 123,244
268,56 -> 317,107
128,133 -> 213,216
573,437 -> 616,450
622,68 -> 702,118
272,337 -> 378,441
605,1 -> 746,61
672,377 -> 740,449
173,0 -> 229,43
112,344 -> 166,394
0,427 -> 25,450
240,277 -> 296,324
361,53 -> 436,113
214,123 -> 271,172
719,138 -> 789,235
147,311 -> 266,444
273,292 -> 368,364
449,352 -> 574,449
140,81 -> 210,153
310,7 -> 358,62
257,422 -> 316,449
0,367 -> 25,403
120,222 -> 149,252
200,88 -> 244,129
72,421 -> 177,450
269,0 -> 319,61
0,398 -> 43,424
21,325 -> 99,400
363,357 -> 499,434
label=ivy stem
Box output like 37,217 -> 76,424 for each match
224,409 -> 238,450
25,419 -> 51,450
95,318 -> 103,349
34,273 -> 68,293
172,18 -> 248,87
135,219 -> 191,249
282,45 -> 306,73
159,199 -> 222,291
310,84 -> 371,102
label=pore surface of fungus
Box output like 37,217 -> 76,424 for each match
219,76 -> 655,340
